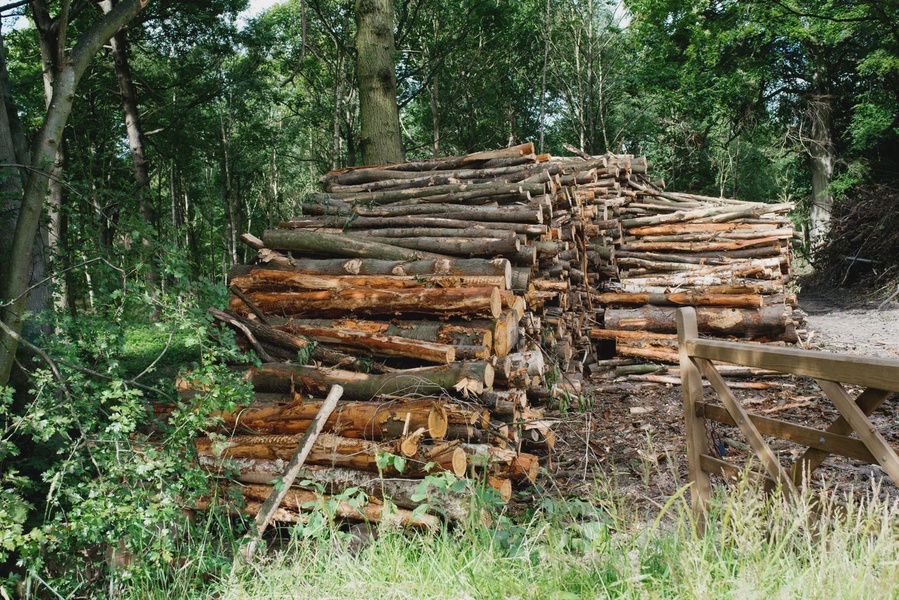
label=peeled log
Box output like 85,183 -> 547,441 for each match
196,433 -> 467,477
604,305 -> 796,341
228,286 -> 502,319
244,361 -> 495,399
595,291 -> 763,309
211,396 -> 448,439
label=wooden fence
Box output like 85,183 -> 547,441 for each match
676,306 -> 899,521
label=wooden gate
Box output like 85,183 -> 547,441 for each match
676,306 -> 899,521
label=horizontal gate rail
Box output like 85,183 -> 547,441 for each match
676,307 -> 899,526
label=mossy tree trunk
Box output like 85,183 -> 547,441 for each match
355,0 -> 403,165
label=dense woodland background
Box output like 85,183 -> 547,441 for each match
0,0 -> 897,594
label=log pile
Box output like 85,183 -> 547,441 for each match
190,142 -> 799,527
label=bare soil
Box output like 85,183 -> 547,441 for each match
545,284 -> 899,511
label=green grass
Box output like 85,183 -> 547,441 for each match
119,323 -> 202,383
114,468 -> 899,600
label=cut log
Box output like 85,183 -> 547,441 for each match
263,319 -> 456,364
262,228 -> 446,260
232,258 -> 512,288
459,444 -> 539,482
604,305 -> 796,341
595,292 -> 764,309
213,483 -> 439,529
244,361 -> 495,399
271,317 -> 494,350
210,395 -> 449,439
196,433 -> 468,477
199,458 -> 481,521
231,270 -> 508,293
228,286 -> 502,319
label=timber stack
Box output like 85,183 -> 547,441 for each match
189,142 -> 799,527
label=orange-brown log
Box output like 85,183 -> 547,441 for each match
269,317 -> 494,349
196,433 -> 467,477
228,286 -> 502,319
595,291 -> 763,309
230,270 -> 508,293
626,223 -> 781,236
210,396 -> 448,439
270,320 -> 456,364
460,444 -> 539,483
589,328 -> 678,342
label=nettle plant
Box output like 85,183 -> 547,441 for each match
0,278 -> 255,595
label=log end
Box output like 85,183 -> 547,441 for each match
489,287 -> 503,319
483,362 -> 495,390
487,476 -> 513,504
428,405 -> 449,439
450,447 -> 468,477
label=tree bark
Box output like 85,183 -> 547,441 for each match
355,0 -> 403,165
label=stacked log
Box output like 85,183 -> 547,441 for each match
189,143 -> 799,526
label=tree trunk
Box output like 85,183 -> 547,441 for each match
355,0 -> 403,165
807,89 -> 834,246
0,0 -> 149,389
101,0 -> 160,319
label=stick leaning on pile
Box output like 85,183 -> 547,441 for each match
236,384 -> 344,565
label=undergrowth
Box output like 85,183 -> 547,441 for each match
106,466 -> 899,600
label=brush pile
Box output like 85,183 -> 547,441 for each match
188,142 -> 799,527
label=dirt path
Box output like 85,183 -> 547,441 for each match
547,284 -> 899,511
799,285 -> 899,358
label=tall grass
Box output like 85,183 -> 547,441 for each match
135,472 -> 899,600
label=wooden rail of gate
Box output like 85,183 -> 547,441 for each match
676,307 -> 899,522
